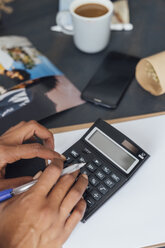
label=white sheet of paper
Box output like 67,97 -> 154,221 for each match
53,115 -> 165,248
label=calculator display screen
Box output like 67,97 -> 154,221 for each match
86,128 -> 139,174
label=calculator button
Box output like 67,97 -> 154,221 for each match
70,150 -> 79,158
111,173 -> 120,183
93,158 -> 102,166
89,175 -> 99,186
87,163 -> 97,172
98,184 -> 108,195
85,196 -> 95,208
104,178 -> 115,188
78,156 -> 86,163
91,190 -> 102,201
86,184 -> 93,193
65,156 -> 73,164
102,165 -> 111,175
83,147 -> 92,154
81,168 -> 90,176
95,170 -> 105,180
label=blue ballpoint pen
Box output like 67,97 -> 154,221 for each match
0,162 -> 86,203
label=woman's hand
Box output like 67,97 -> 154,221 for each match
0,120 -> 64,189
0,120 -> 54,149
0,159 -> 88,248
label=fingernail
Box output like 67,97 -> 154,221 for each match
60,154 -> 66,161
33,171 -> 42,179
82,173 -> 88,179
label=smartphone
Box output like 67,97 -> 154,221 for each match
81,52 -> 139,109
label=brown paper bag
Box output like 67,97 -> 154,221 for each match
135,51 -> 165,96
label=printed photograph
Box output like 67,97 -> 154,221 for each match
0,75 -> 84,119
0,36 -> 62,94
0,36 -> 85,133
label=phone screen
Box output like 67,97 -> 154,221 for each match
81,52 -> 139,108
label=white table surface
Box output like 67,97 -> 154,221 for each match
53,115 -> 165,248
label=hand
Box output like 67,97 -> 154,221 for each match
0,120 -> 54,149
0,159 -> 88,248
0,120 -> 64,178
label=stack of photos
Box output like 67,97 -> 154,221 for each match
0,36 -> 84,132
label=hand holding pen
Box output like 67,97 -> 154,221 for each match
0,159 -> 88,248
0,162 -> 86,202
0,120 -> 88,248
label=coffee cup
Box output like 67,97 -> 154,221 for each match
56,0 -> 113,53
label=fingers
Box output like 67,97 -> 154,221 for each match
0,120 -> 54,150
65,199 -> 86,234
31,159 -> 63,197
0,144 -> 62,167
1,121 -> 26,135
47,170 -> 79,205
33,170 -> 42,179
60,174 -> 88,217
45,198 -> 87,246
0,176 -> 32,191
19,121 -> 54,150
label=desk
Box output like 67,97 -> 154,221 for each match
1,2 -> 165,247
0,0 -> 164,133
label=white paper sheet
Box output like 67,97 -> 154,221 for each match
53,116 -> 165,248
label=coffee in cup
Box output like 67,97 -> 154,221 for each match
74,3 -> 109,18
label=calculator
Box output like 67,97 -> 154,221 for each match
63,119 -> 149,223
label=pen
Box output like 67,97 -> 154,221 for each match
0,162 -> 86,203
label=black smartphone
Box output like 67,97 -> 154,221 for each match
81,52 -> 140,109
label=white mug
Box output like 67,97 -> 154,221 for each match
56,0 -> 113,53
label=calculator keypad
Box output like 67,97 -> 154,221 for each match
81,167 -> 90,176
83,147 -> 92,154
95,170 -> 105,180
111,173 -> 120,182
78,156 -> 86,163
66,156 -> 73,164
104,178 -> 115,188
91,190 -> 102,201
86,184 -> 93,193
102,165 -> 111,175
70,150 -> 79,158
86,197 -> 95,208
98,184 -> 108,195
89,175 -> 99,186
64,146 -> 122,222
87,163 -> 97,172
93,158 -> 102,166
